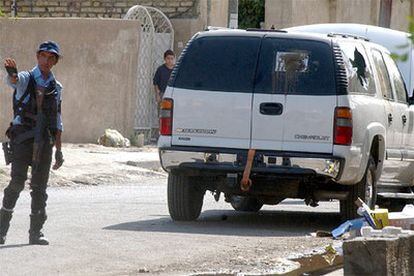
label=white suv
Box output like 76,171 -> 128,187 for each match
158,29 -> 414,221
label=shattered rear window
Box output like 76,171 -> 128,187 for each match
275,51 -> 310,73
254,38 -> 336,95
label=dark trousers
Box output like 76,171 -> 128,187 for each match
2,140 -> 53,213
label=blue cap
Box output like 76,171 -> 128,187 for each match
37,40 -> 61,57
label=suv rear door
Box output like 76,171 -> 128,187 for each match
251,37 -> 337,153
170,34 -> 262,149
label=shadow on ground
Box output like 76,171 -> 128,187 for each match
104,209 -> 342,237
0,244 -> 31,249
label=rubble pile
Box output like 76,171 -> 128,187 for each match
97,129 -> 130,148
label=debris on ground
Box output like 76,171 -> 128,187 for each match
98,129 -> 130,147
388,204 -> 414,229
361,225 -> 414,237
330,197 -> 414,240
331,218 -> 367,239
288,242 -> 343,275
130,133 -> 145,147
355,198 -> 377,228
370,208 -> 389,228
315,230 -> 333,237
320,199 -> 414,274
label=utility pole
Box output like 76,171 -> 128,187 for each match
11,0 -> 17,17
378,0 -> 392,28
228,0 -> 238,29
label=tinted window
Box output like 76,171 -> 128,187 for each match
383,53 -> 408,103
371,50 -> 393,100
339,42 -> 376,95
254,38 -> 335,95
173,36 -> 261,92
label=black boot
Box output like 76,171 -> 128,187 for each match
0,208 -> 13,245
29,211 -> 49,245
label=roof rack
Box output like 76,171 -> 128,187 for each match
327,32 -> 370,41
205,26 -> 233,31
246,28 -> 287,33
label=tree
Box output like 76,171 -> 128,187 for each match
238,0 -> 264,29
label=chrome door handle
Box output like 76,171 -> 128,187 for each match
388,113 -> 393,123
259,102 -> 283,115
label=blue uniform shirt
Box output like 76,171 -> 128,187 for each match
6,66 -> 63,131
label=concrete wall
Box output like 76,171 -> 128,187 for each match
265,0 -> 412,32
265,0 -> 331,29
0,18 -> 140,143
391,0 -> 411,32
292,0 -> 330,26
335,0 -> 380,25
172,0 -> 229,54
209,0 -> 230,27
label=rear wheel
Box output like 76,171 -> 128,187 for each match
230,196 -> 263,212
167,173 -> 205,221
340,157 -> 377,221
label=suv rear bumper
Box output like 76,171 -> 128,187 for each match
159,147 -> 344,179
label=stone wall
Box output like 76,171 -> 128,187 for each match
0,0 -> 198,19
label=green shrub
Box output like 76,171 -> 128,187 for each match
238,0 -> 264,29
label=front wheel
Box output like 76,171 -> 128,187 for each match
340,157 -> 377,221
167,173 -> 205,221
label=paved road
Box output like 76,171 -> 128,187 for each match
0,177 -> 341,275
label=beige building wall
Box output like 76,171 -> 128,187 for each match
334,0 -> 380,25
209,0 -> 230,27
265,0 -> 332,29
0,18 -> 140,143
292,0 -> 330,27
171,0 -> 229,54
265,0 -> 294,28
390,0 -> 411,32
265,0 -> 412,32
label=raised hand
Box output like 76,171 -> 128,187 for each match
4,58 -> 18,83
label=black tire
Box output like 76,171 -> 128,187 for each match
167,173 -> 205,221
230,196 -> 263,212
340,157 -> 377,221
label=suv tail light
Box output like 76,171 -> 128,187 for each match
160,98 -> 173,136
334,107 -> 352,146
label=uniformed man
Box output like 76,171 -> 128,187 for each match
0,41 -> 64,245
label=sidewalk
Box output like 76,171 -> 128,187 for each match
0,143 -> 165,189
